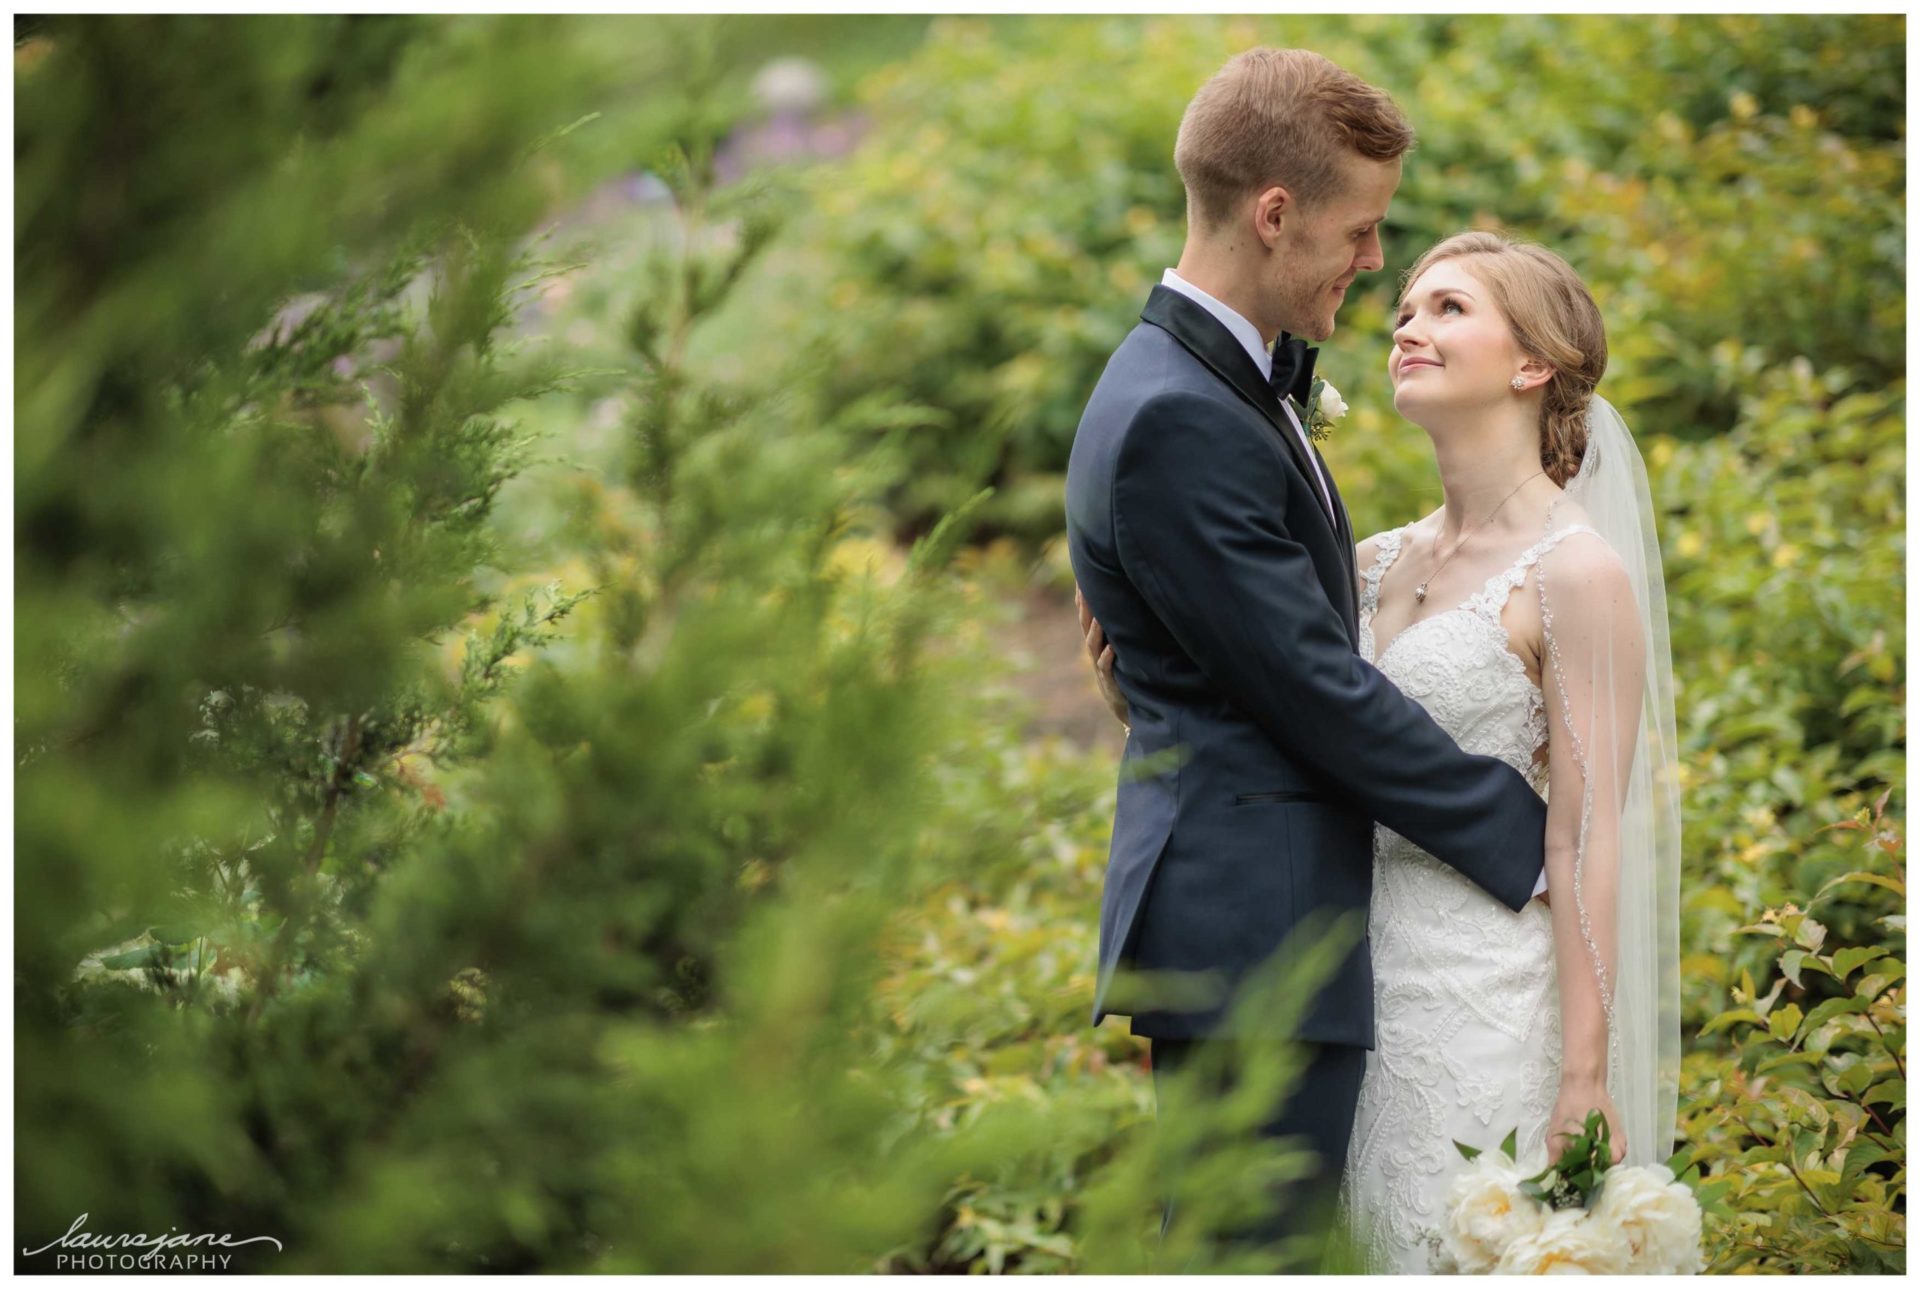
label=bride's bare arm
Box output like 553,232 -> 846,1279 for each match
1538,534 -> 1646,1164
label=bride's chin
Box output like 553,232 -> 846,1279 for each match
1392,388 -> 1454,425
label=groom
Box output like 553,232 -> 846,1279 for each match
1064,49 -> 1550,1259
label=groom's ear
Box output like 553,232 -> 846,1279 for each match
1252,183 -> 1293,249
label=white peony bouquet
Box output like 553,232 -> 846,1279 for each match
1428,1113 -> 1704,1275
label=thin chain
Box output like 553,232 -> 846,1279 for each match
1416,471 -> 1547,602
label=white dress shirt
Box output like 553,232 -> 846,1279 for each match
1158,272 -> 1547,900
1159,268 -> 1336,518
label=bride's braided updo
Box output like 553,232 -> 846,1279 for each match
1400,231 -> 1608,486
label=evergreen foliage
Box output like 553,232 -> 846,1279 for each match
14,13 -> 997,1271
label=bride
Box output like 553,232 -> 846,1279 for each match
1079,231 -> 1681,1273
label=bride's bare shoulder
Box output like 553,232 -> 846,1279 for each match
1539,522 -> 1636,615
1539,497 -> 1630,577
1355,510 -> 1440,570
1544,495 -> 1597,533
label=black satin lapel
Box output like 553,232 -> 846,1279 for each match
1139,286 -> 1324,494
1314,441 -> 1360,635
1313,443 -> 1355,563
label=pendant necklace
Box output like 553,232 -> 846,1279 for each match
1414,470 -> 1546,603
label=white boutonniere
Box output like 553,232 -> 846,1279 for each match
1301,378 -> 1347,443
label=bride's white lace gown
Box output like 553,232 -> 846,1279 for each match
1339,523 -> 1597,1274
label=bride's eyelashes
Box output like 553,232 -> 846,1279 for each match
1394,297 -> 1465,328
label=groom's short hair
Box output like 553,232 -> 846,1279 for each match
1175,48 -> 1415,233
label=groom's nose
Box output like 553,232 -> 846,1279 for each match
1353,227 -> 1385,274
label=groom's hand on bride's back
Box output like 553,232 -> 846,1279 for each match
1075,585 -> 1130,728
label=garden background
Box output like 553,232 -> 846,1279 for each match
13,13 -> 1905,1273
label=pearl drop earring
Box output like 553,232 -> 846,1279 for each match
1510,377 -> 1526,391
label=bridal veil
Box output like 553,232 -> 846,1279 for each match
1539,395 -> 1683,1167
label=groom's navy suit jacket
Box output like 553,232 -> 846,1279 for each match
1065,285 -> 1548,1046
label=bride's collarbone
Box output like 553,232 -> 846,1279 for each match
1372,533 -> 1548,674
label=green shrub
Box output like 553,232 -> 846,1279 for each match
1656,363 -> 1903,1014
1654,359 -> 1905,1273
1680,795 -> 1905,1272
784,14 -> 1901,538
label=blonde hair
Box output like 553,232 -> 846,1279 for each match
1174,48 -> 1415,233
1400,231 -> 1608,486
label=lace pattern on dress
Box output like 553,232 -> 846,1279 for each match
1338,524 -> 1599,1273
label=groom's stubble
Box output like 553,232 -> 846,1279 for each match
1172,148 -> 1399,347
1254,152 -> 1400,344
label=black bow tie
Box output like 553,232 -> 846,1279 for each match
1269,333 -> 1318,407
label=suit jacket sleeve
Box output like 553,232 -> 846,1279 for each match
1112,390 -> 1545,911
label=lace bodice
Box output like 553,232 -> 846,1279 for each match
1357,524 -> 1599,791
1341,523 -> 1600,1273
